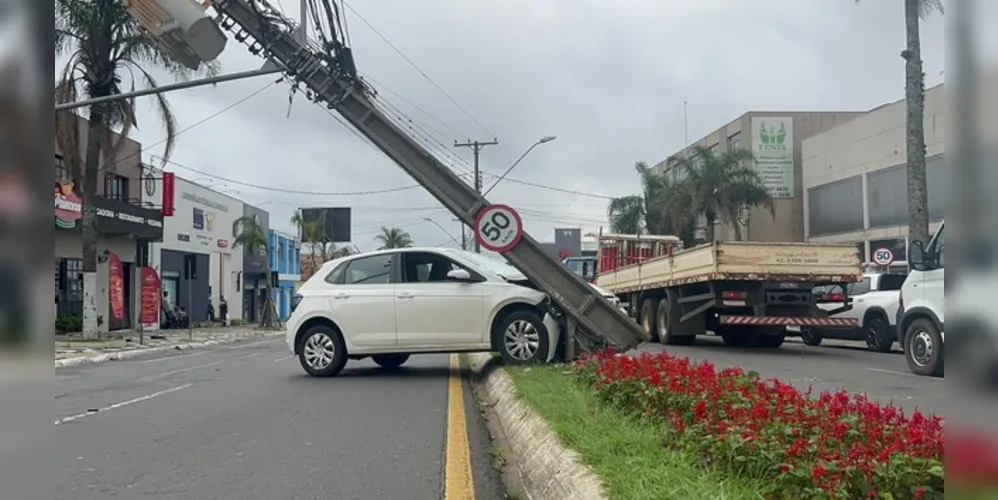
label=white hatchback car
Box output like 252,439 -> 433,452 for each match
286,247 -> 563,376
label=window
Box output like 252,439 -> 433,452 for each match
324,262 -> 346,284
877,274 -> 907,291
104,174 -> 128,201
58,259 -> 84,301
847,277 -> 872,296
342,254 -> 392,285
708,143 -> 720,155
401,252 -> 465,283
727,132 -> 741,151
55,155 -> 68,181
928,225 -> 945,268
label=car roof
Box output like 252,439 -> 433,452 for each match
317,247 -> 464,271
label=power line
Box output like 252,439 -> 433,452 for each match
342,0 -> 493,137
156,157 -> 421,196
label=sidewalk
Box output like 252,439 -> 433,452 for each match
55,325 -> 285,367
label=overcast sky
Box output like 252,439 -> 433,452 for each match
99,0 -> 966,251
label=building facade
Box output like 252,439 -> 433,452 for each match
651,111 -> 865,242
242,203 -> 270,323
145,167 -> 245,326
269,229 -> 300,320
802,83 -> 946,262
54,113 -> 164,333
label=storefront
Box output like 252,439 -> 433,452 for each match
147,172 -> 244,326
54,181 -> 164,332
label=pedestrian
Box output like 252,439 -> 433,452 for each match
219,296 -> 228,326
207,296 -> 215,323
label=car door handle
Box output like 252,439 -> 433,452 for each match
397,293 -> 415,299
333,293 -> 350,299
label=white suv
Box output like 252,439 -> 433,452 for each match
286,247 -> 562,377
898,222 -> 945,377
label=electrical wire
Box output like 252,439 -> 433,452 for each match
341,0 -> 493,137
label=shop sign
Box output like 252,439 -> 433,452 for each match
108,252 -> 125,321
55,181 -> 82,229
217,239 -> 229,248
140,267 -> 161,325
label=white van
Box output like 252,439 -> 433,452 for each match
897,221 -> 945,376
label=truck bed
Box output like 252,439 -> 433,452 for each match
596,241 -> 862,294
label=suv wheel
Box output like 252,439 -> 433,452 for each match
864,316 -> 894,353
904,318 -> 944,377
496,310 -> 550,365
298,325 -> 348,377
799,327 -> 823,346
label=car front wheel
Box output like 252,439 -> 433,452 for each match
904,318 -> 944,377
864,316 -> 894,353
298,325 -> 348,377
495,309 -> 550,365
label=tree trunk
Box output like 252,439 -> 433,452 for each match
81,105 -> 106,339
903,0 -> 930,245
261,261 -> 275,328
704,211 -> 717,242
730,215 -> 743,241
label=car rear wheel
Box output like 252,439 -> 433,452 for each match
799,327 -> 823,346
298,325 -> 348,377
496,310 -> 550,365
372,354 -> 410,370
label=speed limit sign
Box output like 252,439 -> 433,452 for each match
474,204 -> 524,252
872,247 -> 894,266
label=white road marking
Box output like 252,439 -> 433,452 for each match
54,384 -> 194,427
867,367 -> 943,379
273,355 -> 293,362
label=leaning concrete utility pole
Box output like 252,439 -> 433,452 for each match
454,138 -> 498,252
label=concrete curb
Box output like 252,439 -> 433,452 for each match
54,331 -> 285,368
467,353 -> 606,500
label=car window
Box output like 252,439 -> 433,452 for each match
323,262 -> 346,284
848,278 -> 871,296
878,274 -> 907,291
342,254 -> 393,285
402,252 -> 465,283
930,227 -> 945,268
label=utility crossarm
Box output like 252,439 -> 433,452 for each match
209,0 -> 645,352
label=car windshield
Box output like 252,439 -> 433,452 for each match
454,250 -> 523,277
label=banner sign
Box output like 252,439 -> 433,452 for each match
162,171 -> 176,216
140,267 -> 161,325
751,117 -> 795,198
108,252 -> 125,321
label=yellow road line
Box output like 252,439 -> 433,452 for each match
444,353 -> 475,500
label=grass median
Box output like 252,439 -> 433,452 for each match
505,363 -> 767,500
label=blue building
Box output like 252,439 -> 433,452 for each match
268,229 -> 301,321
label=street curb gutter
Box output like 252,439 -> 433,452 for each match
467,353 -> 606,500
54,331 -> 285,368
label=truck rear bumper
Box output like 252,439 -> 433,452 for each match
719,315 -> 860,327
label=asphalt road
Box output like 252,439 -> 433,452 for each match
55,338 -> 505,500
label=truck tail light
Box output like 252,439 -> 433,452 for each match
722,291 -> 747,300
827,293 -> 844,302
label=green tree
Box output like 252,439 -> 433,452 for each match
375,227 -> 414,249
664,146 -> 773,242
291,211 -> 324,269
606,162 -> 696,245
55,0 -> 218,338
232,216 -> 278,328
854,0 -> 943,245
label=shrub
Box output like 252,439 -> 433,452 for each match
575,350 -> 944,499
55,315 -> 83,333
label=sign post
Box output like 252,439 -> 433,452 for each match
474,204 -> 524,253
872,247 -> 895,267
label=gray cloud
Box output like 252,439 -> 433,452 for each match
97,0 -> 957,250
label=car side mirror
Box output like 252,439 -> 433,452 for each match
447,268 -> 473,281
908,240 -> 926,271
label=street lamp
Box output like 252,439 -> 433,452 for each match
423,217 -> 462,247
482,136 -> 556,196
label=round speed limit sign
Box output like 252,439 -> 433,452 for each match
474,204 -> 524,253
872,247 -> 894,266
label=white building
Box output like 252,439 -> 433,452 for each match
143,166 -> 245,326
802,83 -> 946,262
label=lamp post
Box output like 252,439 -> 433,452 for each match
423,217 -> 462,247
482,135 -> 556,196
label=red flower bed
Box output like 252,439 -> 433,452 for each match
575,349 -> 944,499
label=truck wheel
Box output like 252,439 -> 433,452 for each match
864,316 -> 894,353
718,328 -> 747,347
640,298 -> 660,342
904,318 -> 944,377
799,327 -> 823,346
495,309 -> 550,365
372,354 -> 410,370
757,333 -> 785,348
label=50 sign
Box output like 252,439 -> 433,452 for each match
474,204 -> 524,253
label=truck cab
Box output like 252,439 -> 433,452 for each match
898,221 -> 945,376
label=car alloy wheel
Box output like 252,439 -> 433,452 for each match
304,332 -> 336,371
503,319 -> 541,361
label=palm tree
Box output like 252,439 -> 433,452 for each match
853,0 -> 943,245
55,0 -> 218,338
232,216 -> 278,328
290,211 -> 323,273
664,145 -> 773,242
375,227 -> 414,249
606,162 -> 697,245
